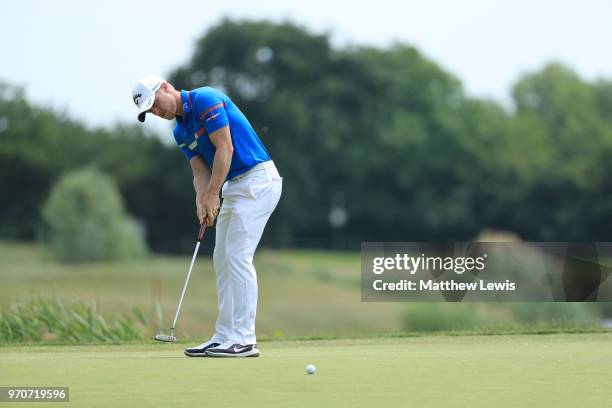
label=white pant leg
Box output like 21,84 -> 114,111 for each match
211,202 -> 233,343
220,165 -> 282,345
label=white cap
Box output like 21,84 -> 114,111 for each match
132,74 -> 165,122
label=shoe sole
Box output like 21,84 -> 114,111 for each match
205,350 -> 260,358
184,351 -> 212,357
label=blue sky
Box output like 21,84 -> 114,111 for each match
2,0 -> 611,136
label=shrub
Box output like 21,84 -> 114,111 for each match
42,167 -> 147,262
401,304 -> 489,332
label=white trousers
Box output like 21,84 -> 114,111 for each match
211,161 -> 282,345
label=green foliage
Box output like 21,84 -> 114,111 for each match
42,167 -> 147,262
0,296 -> 152,343
595,302 -> 612,317
402,304 -> 488,332
170,20 -> 499,244
508,303 -> 599,324
2,20 -> 612,249
402,302 -> 599,333
169,20 -> 612,245
0,82 -> 194,252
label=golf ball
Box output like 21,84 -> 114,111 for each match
306,364 -> 316,374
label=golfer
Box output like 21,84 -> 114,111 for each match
132,75 -> 282,357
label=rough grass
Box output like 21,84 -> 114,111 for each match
0,296 -> 154,343
0,241 -> 607,343
0,241 -> 403,340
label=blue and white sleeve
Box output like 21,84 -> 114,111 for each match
195,93 -> 229,134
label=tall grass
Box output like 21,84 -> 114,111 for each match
0,296 -> 158,343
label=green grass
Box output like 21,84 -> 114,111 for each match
0,296 -> 152,343
3,333 -> 612,407
0,240 -> 607,342
0,241 -> 404,339
2,241 -> 610,406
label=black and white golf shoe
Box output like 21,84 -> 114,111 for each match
205,342 -> 260,358
184,341 -> 221,357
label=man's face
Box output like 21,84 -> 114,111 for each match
148,84 -> 176,120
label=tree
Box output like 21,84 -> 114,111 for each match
42,167 -> 147,262
509,63 -> 612,239
169,19 -> 509,246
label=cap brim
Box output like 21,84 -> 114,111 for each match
136,93 -> 156,123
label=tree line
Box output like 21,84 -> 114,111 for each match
2,19 -> 612,252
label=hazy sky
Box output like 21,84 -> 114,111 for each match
2,0 -> 611,136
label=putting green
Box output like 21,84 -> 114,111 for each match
2,333 -> 611,407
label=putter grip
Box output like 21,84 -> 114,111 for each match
197,222 -> 207,241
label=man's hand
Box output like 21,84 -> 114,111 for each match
197,193 -> 220,226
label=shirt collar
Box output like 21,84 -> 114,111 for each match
180,90 -> 192,115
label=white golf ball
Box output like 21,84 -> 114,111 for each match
306,364 -> 316,374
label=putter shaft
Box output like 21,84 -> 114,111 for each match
171,240 -> 201,330
156,223 -> 207,342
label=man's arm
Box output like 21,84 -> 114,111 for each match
189,155 -> 212,224
198,125 -> 233,226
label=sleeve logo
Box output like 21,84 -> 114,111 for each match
206,112 -> 221,122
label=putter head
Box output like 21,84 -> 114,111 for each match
154,334 -> 176,343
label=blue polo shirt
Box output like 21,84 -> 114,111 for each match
173,87 -> 270,180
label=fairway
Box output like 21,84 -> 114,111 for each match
3,333 -> 611,407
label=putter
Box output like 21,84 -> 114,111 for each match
155,222 -> 207,343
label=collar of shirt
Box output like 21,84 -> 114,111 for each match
177,90 -> 193,123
